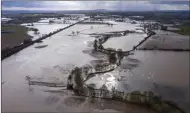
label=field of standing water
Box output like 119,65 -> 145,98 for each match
2,18 -> 189,113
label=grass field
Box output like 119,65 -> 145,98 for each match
1,25 -> 31,50
175,25 -> 190,36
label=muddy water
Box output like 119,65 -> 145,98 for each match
103,33 -> 147,51
126,51 -> 190,113
79,21 -> 142,34
2,24 -> 95,112
21,17 -> 81,41
87,50 -> 189,112
2,23 -> 157,112
139,30 -> 190,50
21,23 -> 71,40
2,20 -> 189,112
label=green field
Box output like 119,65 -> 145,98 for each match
1,25 -> 31,50
176,25 -> 190,36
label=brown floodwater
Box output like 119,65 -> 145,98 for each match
86,50 -> 189,113
2,23 -> 156,112
121,50 -> 190,113
2,20 -> 189,113
139,30 -> 190,50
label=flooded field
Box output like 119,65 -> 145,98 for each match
103,33 -> 147,51
2,24 -> 93,112
139,30 -> 190,50
86,50 -> 189,112
21,22 -> 71,40
2,18 -> 190,113
124,51 -> 190,112
80,21 -> 142,34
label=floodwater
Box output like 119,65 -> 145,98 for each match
79,21 -> 142,34
21,22 -> 70,40
2,19 -> 189,112
86,51 -> 190,113
21,17 -> 81,41
2,24 -> 95,112
126,51 -> 190,113
103,33 -> 147,51
139,30 -> 190,50
2,22 -> 157,112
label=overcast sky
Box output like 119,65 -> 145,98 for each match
2,1 -> 190,11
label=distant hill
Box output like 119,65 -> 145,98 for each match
2,9 -> 189,15
2,9 -> 110,14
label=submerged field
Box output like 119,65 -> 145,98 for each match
2,17 -> 190,113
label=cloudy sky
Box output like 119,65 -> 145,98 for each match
2,1 -> 190,11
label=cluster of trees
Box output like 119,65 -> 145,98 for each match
29,28 -> 39,34
94,38 -> 124,65
49,20 -> 54,24
71,31 -> 80,36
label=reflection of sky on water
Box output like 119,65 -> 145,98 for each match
86,71 -> 119,90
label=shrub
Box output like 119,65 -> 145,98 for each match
23,39 -> 32,44
73,67 -> 83,89
109,52 -> 117,64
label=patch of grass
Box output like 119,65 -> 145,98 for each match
175,25 -> 190,36
1,25 -> 31,50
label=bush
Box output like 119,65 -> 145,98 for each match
109,52 -> 117,64
143,91 -> 154,102
23,39 -> 32,44
94,39 -> 98,51
73,67 -> 83,89
130,91 -> 141,102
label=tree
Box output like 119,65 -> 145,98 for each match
49,20 -> 54,24
109,52 -> 117,64
23,39 -> 32,44
94,39 -> 98,51
74,67 -> 83,89
123,31 -> 128,36
33,28 -> 39,34
161,26 -> 167,31
117,49 -> 123,65
100,84 -> 107,90
76,31 -> 80,35
111,87 -> 116,98
71,31 -> 75,36
98,44 -> 104,50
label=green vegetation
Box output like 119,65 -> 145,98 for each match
172,21 -> 190,36
74,67 -> 83,89
108,52 -> 117,64
175,25 -> 190,36
29,28 -> 39,34
1,25 -> 31,50
94,39 -> 98,51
